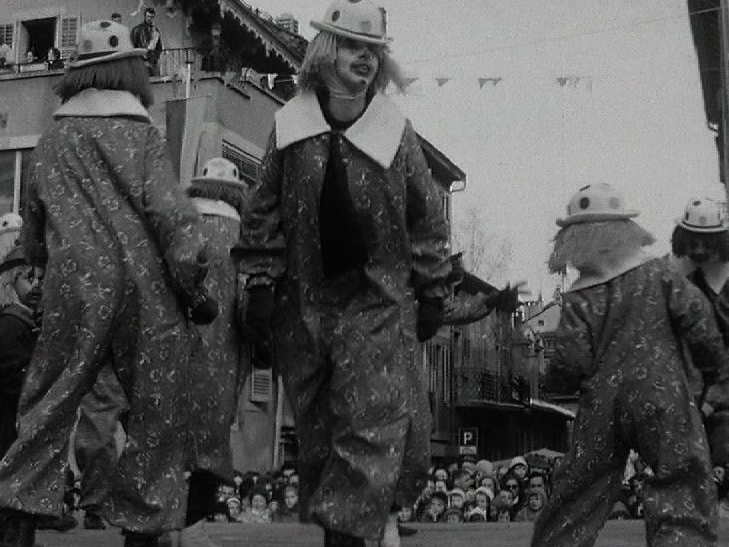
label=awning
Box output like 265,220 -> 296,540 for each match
527,398 -> 575,419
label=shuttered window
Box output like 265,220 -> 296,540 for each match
60,17 -> 78,48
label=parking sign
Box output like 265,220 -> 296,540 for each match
458,427 -> 478,455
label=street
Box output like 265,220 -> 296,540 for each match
35,519 -> 729,547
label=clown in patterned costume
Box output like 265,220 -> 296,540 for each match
530,184 -> 729,547
670,198 -> 729,476
233,1 -> 451,546
183,157 -> 251,529
0,21 -> 219,547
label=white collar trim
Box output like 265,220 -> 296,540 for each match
191,197 -> 241,221
54,89 -> 151,122
568,250 -> 655,292
275,91 -> 407,169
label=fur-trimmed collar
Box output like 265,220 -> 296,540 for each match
54,89 -> 151,122
568,250 -> 655,292
275,91 -> 407,169
190,197 -> 240,221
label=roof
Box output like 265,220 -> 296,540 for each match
417,133 -> 467,184
218,0 -> 305,73
527,398 -> 575,419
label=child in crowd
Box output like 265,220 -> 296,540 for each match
419,492 -> 447,523
531,183 -> 729,547
515,490 -> 546,522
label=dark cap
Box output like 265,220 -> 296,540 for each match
0,246 -> 27,274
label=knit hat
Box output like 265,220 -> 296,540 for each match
70,20 -> 147,68
448,488 -> 465,500
509,456 -> 528,470
556,183 -> 639,227
311,0 -> 392,46
475,486 -> 494,501
675,198 -> 728,234
0,245 -> 27,274
474,459 -> 493,477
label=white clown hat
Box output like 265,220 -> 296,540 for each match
311,0 -> 392,46
190,157 -> 246,188
557,183 -> 639,227
675,198 -> 728,233
70,20 -> 147,68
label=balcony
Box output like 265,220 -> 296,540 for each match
455,366 -> 531,406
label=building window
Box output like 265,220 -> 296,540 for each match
0,148 -> 34,214
60,17 -> 78,48
222,141 -> 260,186
0,23 -> 13,49
21,17 -> 56,62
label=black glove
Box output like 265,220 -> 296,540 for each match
417,296 -> 444,342
179,250 -> 219,324
491,284 -> 521,313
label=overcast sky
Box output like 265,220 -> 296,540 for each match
254,0 -> 724,297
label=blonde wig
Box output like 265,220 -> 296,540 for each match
548,220 -> 655,275
297,32 -> 406,95
0,267 -> 23,309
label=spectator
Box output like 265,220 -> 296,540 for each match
273,485 -> 299,523
508,456 -> 529,485
448,489 -> 465,512
451,469 -> 474,492
624,473 -> 646,519
434,479 -> 449,494
396,505 -> 415,524
514,490 -> 546,522
474,459 -> 494,485
131,7 -> 162,76
419,492 -> 447,523
226,497 -> 243,522
466,487 -> 492,522
527,472 -> 549,499
502,476 -> 524,518
443,507 -> 463,524
238,486 -> 272,524
433,467 -> 449,483
460,454 -> 477,474
25,49 -> 35,63
491,496 -> 512,522
46,46 -> 63,70
480,475 -> 499,495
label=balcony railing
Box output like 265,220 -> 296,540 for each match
455,366 -> 531,405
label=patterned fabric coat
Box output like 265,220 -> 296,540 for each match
236,91 -> 451,541
0,90 -> 215,534
532,258 -> 729,547
187,197 -> 247,476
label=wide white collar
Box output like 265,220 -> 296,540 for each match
568,250 -> 656,292
275,91 -> 407,169
190,197 -> 240,221
54,89 -> 151,122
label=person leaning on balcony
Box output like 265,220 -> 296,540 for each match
131,7 -> 162,76
231,1 -> 452,546
0,20 -> 224,547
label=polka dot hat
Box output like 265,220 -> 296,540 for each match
311,0 -> 392,45
556,183 -> 639,227
69,20 -> 147,69
675,197 -> 728,233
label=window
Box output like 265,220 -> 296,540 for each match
0,148 -> 35,215
60,17 -> 78,48
222,141 -> 260,186
0,23 -> 13,48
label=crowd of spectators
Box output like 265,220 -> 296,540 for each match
51,450 -> 729,529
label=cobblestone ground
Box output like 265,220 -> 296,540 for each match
36,519 -> 729,547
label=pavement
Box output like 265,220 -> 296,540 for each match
35,519 -> 729,546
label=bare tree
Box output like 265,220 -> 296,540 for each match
451,204 -> 513,282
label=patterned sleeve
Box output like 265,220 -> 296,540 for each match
141,125 -> 205,295
402,122 -> 451,300
234,128 -> 286,287
21,150 -> 48,267
666,272 -> 729,409
545,299 -> 593,394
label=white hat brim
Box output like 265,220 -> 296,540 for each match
310,21 -> 392,46
556,211 -> 639,227
69,48 -> 148,69
674,218 -> 729,233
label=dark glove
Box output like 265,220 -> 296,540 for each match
180,250 -> 219,325
417,296 -> 444,342
491,284 -> 522,313
244,285 -> 276,369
